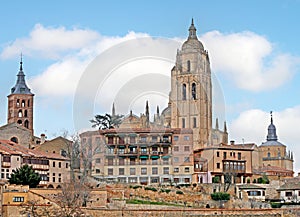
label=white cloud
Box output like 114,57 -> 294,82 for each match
229,106 -> 300,172
1,24 -> 100,59
201,31 -> 300,91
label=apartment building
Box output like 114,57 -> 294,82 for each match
80,128 -> 193,185
0,140 -> 70,188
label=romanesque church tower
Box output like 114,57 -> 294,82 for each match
7,58 -> 34,135
170,19 -> 212,149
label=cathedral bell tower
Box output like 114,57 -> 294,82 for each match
7,57 -> 34,135
170,19 -> 212,149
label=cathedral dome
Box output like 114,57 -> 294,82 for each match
260,112 -> 285,147
181,19 -> 204,52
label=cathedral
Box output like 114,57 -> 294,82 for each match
0,20 -> 295,185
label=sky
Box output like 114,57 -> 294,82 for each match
0,0 -> 300,171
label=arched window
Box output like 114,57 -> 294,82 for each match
18,110 -> 23,118
24,120 -> 29,129
193,117 -> 197,128
182,84 -> 186,100
16,99 -> 20,107
267,152 -> 271,158
192,83 -> 196,100
24,110 -> 28,117
21,100 -> 25,107
11,137 -> 18,143
187,60 -> 191,72
17,120 -> 22,125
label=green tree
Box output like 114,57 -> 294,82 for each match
211,192 -> 230,201
9,164 -> 41,188
90,113 -> 123,129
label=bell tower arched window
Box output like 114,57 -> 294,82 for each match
24,120 -> 29,129
182,84 -> 186,100
187,60 -> 191,72
24,110 -> 28,117
18,110 -> 23,118
192,83 -> 196,100
21,100 -> 25,107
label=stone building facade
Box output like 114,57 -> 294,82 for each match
80,128 -> 194,185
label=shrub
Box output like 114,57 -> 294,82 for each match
145,187 -> 157,192
253,179 -> 257,183
160,189 -> 171,193
211,192 -> 230,201
176,190 -> 184,195
212,176 -> 220,183
132,185 -> 142,189
247,178 -> 251,184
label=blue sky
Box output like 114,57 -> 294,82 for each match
1,1 -> 300,171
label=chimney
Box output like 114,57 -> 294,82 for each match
41,134 -> 46,144
230,140 -> 235,145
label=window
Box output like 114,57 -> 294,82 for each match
141,159 -> 147,165
107,158 -> 113,166
152,167 -> 158,175
96,158 -> 101,163
58,162 -> 61,168
267,152 -> 271,158
285,191 -> 292,197
52,177 -> 55,182
184,167 -> 190,172
223,152 -> 227,159
193,117 -> 197,128
182,118 -> 185,128
18,110 -> 22,118
216,163 -> 220,169
217,151 -> 220,157
130,158 -> 135,165
53,162 -> 55,167
174,168 -> 179,173
187,60 -> 191,72
108,168 -> 113,175
182,84 -> 186,100
24,110 -> 28,117
96,169 -> 100,174
130,168 -> 136,175
152,136 -> 157,142
119,168 -> 124,175
141,168 -> 147,175
108,136 -> 113,144
184,146 -> 190,152
163,158 -> 169,165
163,167 -> 169,175
130,136 -> 136,143
174,146 -> 179,152
184,136 -> 190,141
141,136 -> 147,143
192,83 -> 196,100
174,136 -> 179,141
66,163 -> 69,168
119,158 -> 125,165
28,99 -> 30,106
21,100 -> 25,107
13,197 -> 24,202
238,152 -> 241,160
184,157 -> 190,162
152,159 -> 158,165
173,157 -> 179,163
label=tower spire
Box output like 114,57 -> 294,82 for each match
188,18 -> 197,39
215,118 -> 219,130
112,103 -> 116,117
20,53 -> 23,71
224,121 -> 227,133
267,111 -> 278,141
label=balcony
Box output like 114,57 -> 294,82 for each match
2,162 -> 11,168
31,164 -> 49,170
